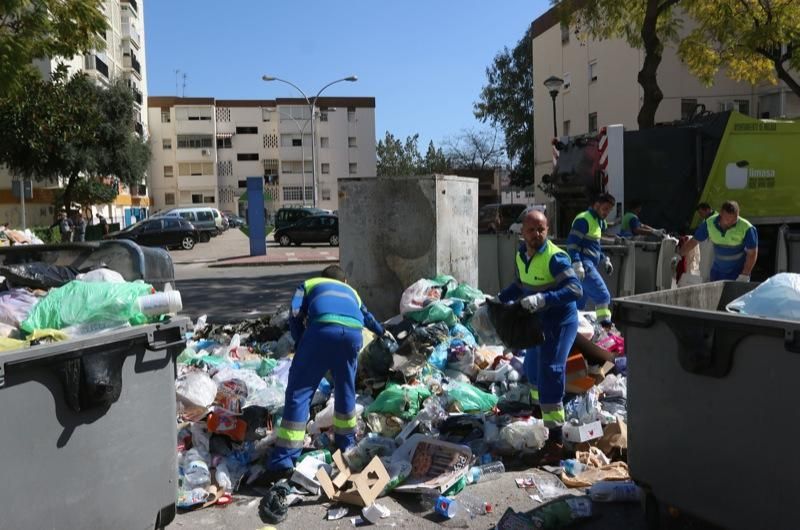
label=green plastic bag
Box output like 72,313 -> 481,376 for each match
405,302 -> 458,327
21,280 -> 154,334
446,283 -> 484,303
366,383 -> 432,420
430,274 -> 457,291
239,357 -> 278,377
445,382 -> 498,413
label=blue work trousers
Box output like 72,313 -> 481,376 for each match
577,262 -> 612,323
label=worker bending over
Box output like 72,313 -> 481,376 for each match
619,200 -> 666,238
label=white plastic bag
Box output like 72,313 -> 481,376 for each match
469,303 -> 503,345
76,268 -> 125,283
726,273 -> 800,321
497,418 -> 549,453
577,312 -> 595,340
176,371 -> 218,408
399,279 -> 441,315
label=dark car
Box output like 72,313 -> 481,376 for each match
106,217 -> 199,250
274,207 -> 325,230
274,214 -> 339,247
226,215 -> 246,228
478,203 -> 527,233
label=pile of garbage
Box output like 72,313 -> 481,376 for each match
0,227 -> 45,247
0,262 -> 181,351
174,274 -> 631,524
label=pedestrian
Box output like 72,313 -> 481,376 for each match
497,209 -> 582,464
566,193 -> 615,325
261,265 -> 393,484
681,200 -> 758,281
618,199 -> 666,238
50,212 -> 72,243
74,213 -> 87,242
97,213 -> 109,235
696,202 -> 717,220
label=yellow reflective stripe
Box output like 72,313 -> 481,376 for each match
277,426 -> 306,442
304,277 -> 362,306
542,409 -> 565,423
596,308 -> 612,319
530,388 -> 539,401
333,416 -> 357,429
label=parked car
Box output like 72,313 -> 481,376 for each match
274,214 -> 339,247
478,203 -> 527,233
274,207 -> 325,230
105,217 -> 199,250
211,208 -> 227,231
226,215 -> 246,228
153,207 -> 218,242
508,204 -> 547,234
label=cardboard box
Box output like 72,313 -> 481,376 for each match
316,450 -> 390,507
563,420 -> 604,443
391,437 -> 472,494
565,352 -> 595,393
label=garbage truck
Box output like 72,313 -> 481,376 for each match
542,110 -> 800,280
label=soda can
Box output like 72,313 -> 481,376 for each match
434,496 -> 458,519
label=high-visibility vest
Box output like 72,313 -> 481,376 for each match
515,240 -> 568,292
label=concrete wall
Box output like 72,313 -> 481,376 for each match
338,175 -> 478,320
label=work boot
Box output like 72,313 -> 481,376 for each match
527,438 -> 565,467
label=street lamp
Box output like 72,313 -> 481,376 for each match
261,75 -> 358,207
543,75 -> 564,138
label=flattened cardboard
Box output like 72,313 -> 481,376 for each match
391,438 -> 472,494
317,450 -> 390,507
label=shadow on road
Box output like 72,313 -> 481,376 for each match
177,271 -> 310,324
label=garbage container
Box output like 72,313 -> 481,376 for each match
0,318 -> 189,530
613,282 -> 800,530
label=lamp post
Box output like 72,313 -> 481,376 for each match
265,107 -> 310,206
261,75 -> 358,207
543,75 -> 564,138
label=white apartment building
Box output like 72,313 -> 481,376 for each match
531,5 -> 800,200
147,96 -> 377,216
0,0 -> 149,227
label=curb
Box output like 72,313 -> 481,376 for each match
208,258 -> 339,268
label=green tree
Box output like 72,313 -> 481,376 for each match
444,128 -> 506,171
0,0 -> 108,94
558,0 -> 684,129
0,68 -> 150,212
679,0 -> 800,98
376,131 -> 423,176
475,26 -> 534,185
422,140 -> 449,174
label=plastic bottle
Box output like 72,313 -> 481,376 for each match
297,449 -> 332,465
420,492 -> 491,519
588,480 -> 642,502
560,459 -> 587,477
466,461 -> 505,484
452,493 -> 492,518
215,461 -> 232,492
182,448 -> 211,488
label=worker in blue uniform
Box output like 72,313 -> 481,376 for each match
681,200 -> 758,281
618,199 -> 665,238
498,209 -> 582,464
263,265 -> 391,482
566,193 -> 616,324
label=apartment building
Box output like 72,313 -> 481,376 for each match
531,5 -> 800,200
147,96 -> 377,216
0,0 -> 149,227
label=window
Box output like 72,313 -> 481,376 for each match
197,211 -> 213,221
349,163 -> 357,174
320,107 -> 329,122
176,107 -> 212,121
237,153 -> 259,161
177,135 -> 213,149
588,112 -> 598,133
292,138 -> 302,147
238,180 -> 247,188
165,218 -> 181,229
236,126 -> 258,134
563,120 -> 571,136
162,138 -> 172,150
283,186 -> 303,201
681,98 -> 698,120
165,193 -> 175,205
561,22 -> 570,44
321,163 -> 330,174
143,220 -> 161,232
348,137 -> 357,148
320,137 -> 330,148
161,108 -> 170,123
321,188 -> 331,201
589,61 -> 598,83
280,106 -> 311,121
203,196 -> 215,204
735,99 -> 751,116
217,137 -> 232,148
192,194 -> 203,204
563,73 -> 571,91
281,161 -> 310,174
347,107 -> 356,122
262,108 -> 272,121
164,165 -> 174,178
280,134 -> 311,147
178,162 -> 214,176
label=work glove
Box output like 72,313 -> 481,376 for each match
520,293 -> 546,313
572,261 -> 586,281
383,330 -> 396,343
654,229 -> 667,239
603,256 -> 614,275
736,274 -> 751,282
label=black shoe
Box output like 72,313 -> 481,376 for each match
259,482 -> 292,524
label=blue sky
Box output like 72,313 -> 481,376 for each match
144,0 -> 549,147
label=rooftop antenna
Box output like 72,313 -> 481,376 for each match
174,69 -> 180,96
182,73 -> 188,97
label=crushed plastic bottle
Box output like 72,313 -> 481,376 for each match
560,459 -> 587,477
452,493 -> 492,518
588,480 -> 642,502
466,461 -> 505,484
182,448 -> 211,488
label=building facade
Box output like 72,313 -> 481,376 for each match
531,5 -> 800,201
0,0 -> 149,228
146,96 -> 377,216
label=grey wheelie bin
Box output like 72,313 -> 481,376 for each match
613,281 -> 800,530
0,318 -> 189,530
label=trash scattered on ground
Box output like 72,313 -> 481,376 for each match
529,496 -> 593,528
171,274 -> 629,523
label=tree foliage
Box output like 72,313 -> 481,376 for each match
680,0 -> 800,98
443,128 -> 507,171
474,25 -> 534,185
376,132 -> 424,177
0,67 -> 150,211
0,0 -> 108,94
558,0 -> 684,129
422,141 -> 448,174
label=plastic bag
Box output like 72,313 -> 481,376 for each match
0,262 -> 79,289
469,304 -> 503,346
76,268 -> 125,283
446,283 -> 484,303
447,339 -> 476,377
399,279 -> 442,315
0,288 -> 39,327
726,273 -> 800,320
598,374 -> 627,399
428,341 -> 450,371
21,280 -> 153,333
486,299 -> 545,350
176,370 -> 218,409
497,418 -> 549,453
405,301 -> 457,327
444,382 -> 498,413
366,383 -> 432,420
578,313 -> 595,340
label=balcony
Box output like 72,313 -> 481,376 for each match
85,54 -> 109,79
131,87 -> 143,105
123,53 -> 141,79
121,0 -> 138,15
176,147 -> 215,163
134,121 -> 144,136
178,174 -> 216,190
131,184 -> 147,196
122,22 -> 141,49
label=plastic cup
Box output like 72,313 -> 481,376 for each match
434,496 -> 457,518
138,291 -> 183,316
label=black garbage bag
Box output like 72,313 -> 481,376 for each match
58,349 -> 124,412
396,321 -> 450,358
0,262 -> 80,290
486,299 -> 545,350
